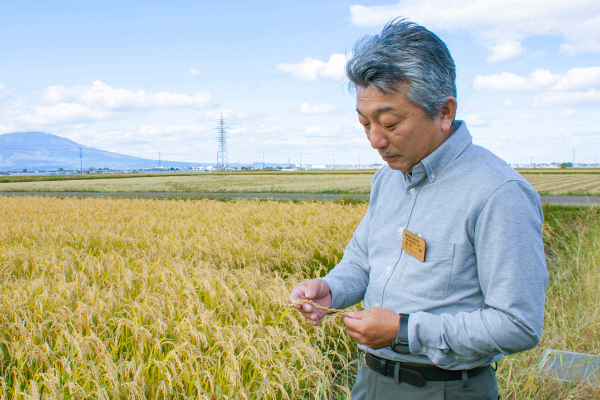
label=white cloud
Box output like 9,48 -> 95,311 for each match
552,67 -> 600,91
277,58 -> 326,81
474,72 -> 531,91
560,109 -> 575,117
486,40 -> 525,63
503,99 -> 515,107
299,102 -> 335,114
517,113 -> 539,121
461,115 -> 489,127
277,53 -> 349,81
302,125 -> 343,137
24,103 -> 110,124
0,83 -> 6,98
205,109 -> 247,120
44,81 -> 212,110
318,54 -> 348,80
138,124 -> 210,136
533,89 -> 600,107
349,0 -> 600,55
474,67 -> 600,92
189,68 -> 201,77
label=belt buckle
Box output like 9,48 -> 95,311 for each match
362,351 -> 370,369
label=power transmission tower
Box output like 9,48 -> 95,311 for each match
216,113 -> 228,171
80,147 -> 83,175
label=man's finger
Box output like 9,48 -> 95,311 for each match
342,315 -> 362,331
289,284 -> 308,302
348,309 -> 369,319
301,303 -> 314,313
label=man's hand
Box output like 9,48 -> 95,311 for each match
289,278 -> 332,326
343,307 -> 401,350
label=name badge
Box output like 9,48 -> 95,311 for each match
402,229 -> 426,262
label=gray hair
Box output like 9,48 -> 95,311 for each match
346,19 -> 456,120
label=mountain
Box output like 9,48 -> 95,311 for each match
0,132 -> 211,171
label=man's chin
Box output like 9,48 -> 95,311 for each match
384,157 -> 412,173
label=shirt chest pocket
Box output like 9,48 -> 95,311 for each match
400,238 -> 455,300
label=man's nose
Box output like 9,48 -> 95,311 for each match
369,124 -> 388,149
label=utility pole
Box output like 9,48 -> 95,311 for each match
80,147 -> 83,175
530,156 -> 533,169
159,149 -> 161,168
332,154 -> 335,170
300,153 -> 302,169
573,147 -> 575,164
263,152 -> 265,170
359,155 -> 361,169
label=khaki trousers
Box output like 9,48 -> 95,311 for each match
350,358 -> 499,400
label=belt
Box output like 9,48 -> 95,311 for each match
364,352 -> 491,387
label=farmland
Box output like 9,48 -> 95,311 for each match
0,197 -> 599,399
0,197 -> 365,399
0,173 -> 374,194
518,172 -> 600,195
2,170 -> 600,195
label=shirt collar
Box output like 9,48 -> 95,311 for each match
417,120 -> 472,183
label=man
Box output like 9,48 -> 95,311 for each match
289,19 -> 548,399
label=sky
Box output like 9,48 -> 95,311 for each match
1,0 -> 600,166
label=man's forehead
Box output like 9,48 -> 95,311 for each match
356,85 -> 410,116
356,106 -> 396,117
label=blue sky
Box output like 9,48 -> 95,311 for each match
1,0 -> 600,166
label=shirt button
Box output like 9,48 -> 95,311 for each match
387,266 -> 392,272
410,188 -> 416,195
422,346 -> 428,353
399,227 -> 404,233
431,172 -> 436,179
454,355 -> 460,360
374,303 -> 380,307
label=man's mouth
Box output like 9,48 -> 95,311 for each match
381,155 -> 398,162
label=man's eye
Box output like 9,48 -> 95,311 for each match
385,123 -> 398,129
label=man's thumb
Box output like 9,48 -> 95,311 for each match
305,279 -> 324,299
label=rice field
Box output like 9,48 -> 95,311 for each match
522,173 -> 600,195
0,173 -> 373,194
0,197 -> 365,399
2,171 -> 600,195
0,196 -> 599,399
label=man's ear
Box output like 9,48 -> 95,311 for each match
439,96 -> 457,133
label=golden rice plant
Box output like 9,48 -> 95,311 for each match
3,197 -> 598,399
0,197 -> 366,399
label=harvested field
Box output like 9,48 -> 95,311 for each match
521,173 -> 600,195
3,170 -> 600,196
0,173 -> 374,194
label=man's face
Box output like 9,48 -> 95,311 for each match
356,85 -> 455,173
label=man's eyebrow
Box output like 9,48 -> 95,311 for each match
356,107 -> 395,117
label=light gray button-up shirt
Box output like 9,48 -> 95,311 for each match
323,121 -> 548,370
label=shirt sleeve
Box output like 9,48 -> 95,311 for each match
321,189 -> 375,310
408,180 -> 548,367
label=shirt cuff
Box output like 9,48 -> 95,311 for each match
321,276 -> 346,310
409,311 -> 443,359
